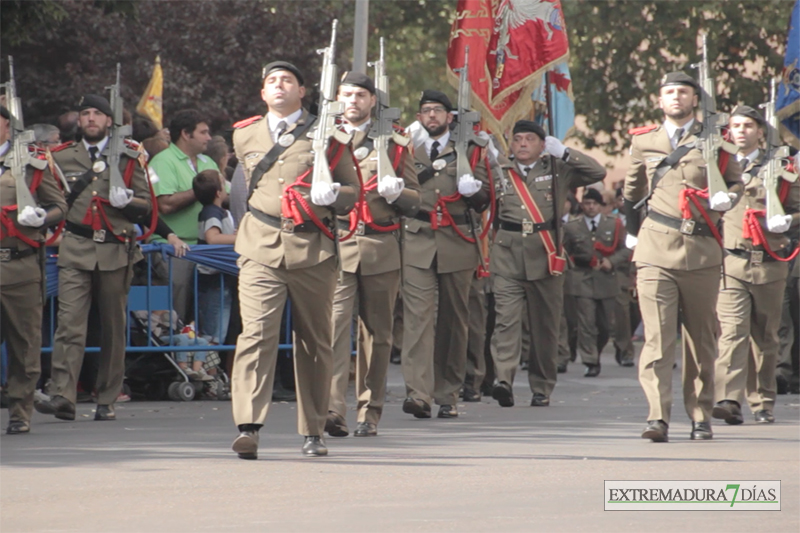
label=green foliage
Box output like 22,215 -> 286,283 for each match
563,0 -> 794,155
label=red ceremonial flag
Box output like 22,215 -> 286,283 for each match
447,0 -> 570,135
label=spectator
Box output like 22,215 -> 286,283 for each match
133,310 -> 215,381
30,123 -> 60,147
149,109 -> 218,322
56,110 -> 78,142
193,169 -> 236,345
205,135 -> 232,181
132,114 -> 159,143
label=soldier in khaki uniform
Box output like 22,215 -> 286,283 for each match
490,120 -> 606,408
712,106 -> 799,426
0,105 -> 67,434
562,188 -> 630,377
326,72 -> 420,438
401,90 -> 489,419
623,72 -> 743,442
37,95 -> 151,422
230,62 -> 360,459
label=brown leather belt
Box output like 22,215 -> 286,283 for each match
646,210 -> 715,238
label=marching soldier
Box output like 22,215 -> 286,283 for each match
490,120 -> 606,407
623,72 -> 743,442
230,62 -> 360,459
36,94 -> 151,422
562,188 -> 629,377
326,72 -> 419,438
0,105 -> 66,434
713,106 -> 799,425
401,90 -> 489,419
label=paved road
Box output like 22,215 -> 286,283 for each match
2,355 -> 798,532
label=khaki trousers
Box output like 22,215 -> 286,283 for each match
231,257 -> 336,436
576,296 -> 615,366
51,266 -> 131,405
491,274 -> 564,397
465,276 -> 488,389
613,287 -> 634,360
715,275 -> 785,412
401,264 -> 473,406
329,268 -> 400,425
0,279 -> 43,424
636,264 -> 719,424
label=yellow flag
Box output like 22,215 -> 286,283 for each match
136,56 -> 163,129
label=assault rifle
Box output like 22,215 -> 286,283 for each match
4,56 -> 46,211
760,76 -> 798,220
369,37 -> 409,181
692,34 -> 737,201
105,63 -> 134,192
453,46 -> 489,274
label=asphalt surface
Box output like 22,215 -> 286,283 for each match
2,351 -> 798,533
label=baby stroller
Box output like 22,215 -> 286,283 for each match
126,285 -> 230,402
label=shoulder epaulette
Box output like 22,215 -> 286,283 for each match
233,115 -> 262,129
50,141 -> 75,152
628,124 -> 658,136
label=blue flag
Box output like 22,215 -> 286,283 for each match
532,61 -> 575,142
777,0 -> 800,149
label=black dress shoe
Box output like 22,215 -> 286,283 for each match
492,381 -> 514,407
620,358 -> 634,368
390,347 -> 401,365
325,411 -> 349,437
6,420 -> 30,435
437,404 -> 458,418
690,421 -> 713,440
557,363 -> 567,374
302,436 -> 328,456
232,430 -> 259,460
402,397 -> 431,419
353,421 -> 377,437
271,383 -> 296,402
641,419 -> 669,442
462,387 -> 481,402
776,374 -> 789,395
94,404 -> 116,421
34,394 -> 76,421
520,360 -> 529,371
754,409 -> 775,424
614,347 -> 623,366
530,393 -> 549,407
480,382 -> 493,397
584,364 -> 601,377
712,400 -> 743,425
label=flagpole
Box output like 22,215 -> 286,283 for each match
544,71 -> 563,255
353,0 -> 369,72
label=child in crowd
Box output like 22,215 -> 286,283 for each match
132,310 -> 215,381
193,169 -> 236,345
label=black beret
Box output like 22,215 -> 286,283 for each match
419,90 -> 453,112
340,71 -> 375,94
582,187 -> 605,205
731,105 -> 765,126
512,119 -> 546,140
660,71 -> 700,93
77,94 -> 113,117
0,106 -> 9,120
262,61 -> 304,86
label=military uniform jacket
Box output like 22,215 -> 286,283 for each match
404,139 -> 489,274
233,110 -> 360,270
721,153 -> 800,285
339,128 -> 420,276
53,141 -> 149,271
563,214 -> 628,299
0,150 -> 66,286
624,121 -> 743,271
491,149 -> 606,281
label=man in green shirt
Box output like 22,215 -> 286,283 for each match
150,109 -> 217,321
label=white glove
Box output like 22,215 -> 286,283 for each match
767,214 -> 792,234
109,186 -> 134,208
17,205 -> 46,228
544,136 -> 567,159
625,234 -> 638,249
477,131 -> 500,164
377,175 -> 404,203
457,174 -> 482,197
709,190 -> 733,212
310,182 -> 341,206
406,120 -> 429,149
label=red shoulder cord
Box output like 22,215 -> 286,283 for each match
741,179 -> 799,262
588,217 -> 623,267
348,143 -> 405,234
0,167 -> 47,248
430,146 -> 483,243
280,142 -> 347,240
